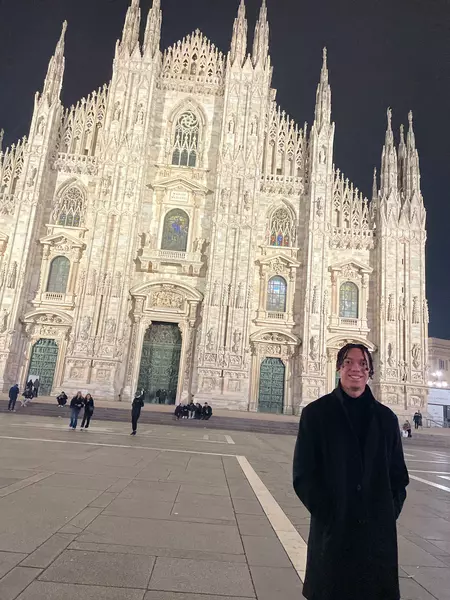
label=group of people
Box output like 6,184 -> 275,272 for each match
402,410 -> 423,438
174,401 -> 213,420
7,380 -> 39,411
56,391 -> 95,430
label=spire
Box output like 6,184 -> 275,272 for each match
405,110 -> 421,199
252,0 -> 269,67
398,124 -> 406,194
314,48 -> 331,131
118,0 -> 141,57
380,108 -> 398,196
41,21 -> 67,104
0,129 -> 4,152
143,0 -> 162,59
230,0 -> 248,66
372,168 -> 378,201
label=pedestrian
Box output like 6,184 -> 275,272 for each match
7,384 -> 19,411
195,402 -> 203,419
182,403 -> 189,419
403,419 -> 412,438
202,402 -> 212,420
33,378 -> 40,398
21,386 -> 33,407
130,389 -> 144,435
418,410 -> 423,428
69,392 -> 84,430
56,391 -> 68,407
188,401 -> 196,419
81,394 -> 95,430
26,379 -> 33,393
293,343 -> 409,600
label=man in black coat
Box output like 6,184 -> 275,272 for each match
8,384 -> 19,411
293,343 -> 409,600
130,390 -> 145,435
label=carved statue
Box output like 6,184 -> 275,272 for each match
232,330 -> 242,354
399,360 -> 408,382
206,328 -> 215,351
0,309 -> 8,334
113,101 -> 121,121
387,294 -> 395,322
235,282 -> 244,309
243,191 -> 251,211
311,286 -> 319,314
37,118 -> 45,135
411,344 -> 421,369
387,342 -> 395,367
80,316 -> 91,341
211,281 -> 220,306
220,189 -> 230,209
136,103 -> 145,126
7,261 -> 17,289
310,335 -> 319,360
105,318 -> 116,337
151,290 -> 183,309
87,269 -> 97,296
195,238 -> 205,253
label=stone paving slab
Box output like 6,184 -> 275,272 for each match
20,533 -> 75,568
148,557 -> 255,597
0,551 -> 27,578
249,565 -> 304,600
16,581 -> 146,600
0,566 -> 42,600
40,549 -> 155,588
241,535 -> 292,567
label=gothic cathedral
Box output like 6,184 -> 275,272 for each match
0,0 -> 428,414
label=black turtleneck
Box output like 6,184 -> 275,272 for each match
340,384 -> 373,456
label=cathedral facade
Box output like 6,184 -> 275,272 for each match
0,0 -> 428,414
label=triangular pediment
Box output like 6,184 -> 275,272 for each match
250,329 -> 301,346
329,259 -> 372,274
259,254 -> 300,268
151,176 -> 210,195
40,232 -> 86,249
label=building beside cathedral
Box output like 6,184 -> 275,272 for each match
0,0 -> 428,414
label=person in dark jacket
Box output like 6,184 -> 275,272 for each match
293,343 -> 409,600
8,384 -> 19,411
131,390 -> 144,435
81,394 -> 95,430
33,378 -> 40,398
202,403 -> 213,420
21,387 -> 34,407
174,404 -> 183,419
69,392 -> 84,429
195,402 -> 203,419
56,391 -> 68,407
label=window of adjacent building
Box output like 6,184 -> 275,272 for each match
269,207 -> 294,247
161,209 -> 190,252
171,111 -> 200,168
267,276 -> 287,312
46,256 -> 70,294
438,359 -> 448,371
339,281 -> 359,319
53,186 -> 85,228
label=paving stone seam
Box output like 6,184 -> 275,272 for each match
0,471 -> 55,498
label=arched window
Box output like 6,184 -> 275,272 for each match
47,256 -> 70,294
161,209 -> 190,252
171,111 -> 200,167
267,276 -> 287,312
269,207 -> 295,247
339,282 -> 359,318
52,186 -> 85,228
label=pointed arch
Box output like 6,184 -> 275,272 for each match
266,201 -> 297,247
168,99 -> 207,168
51,179 -> 87,228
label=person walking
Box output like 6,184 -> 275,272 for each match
80,394 -> 94,430
403,419 -> 412,438
413,411 -> 422,430
130,390 -> 144,435
293,343 -> 409,600
69,392 -> 84,430
8,384 -> 19,411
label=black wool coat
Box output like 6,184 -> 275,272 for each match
293,386 -> 409,600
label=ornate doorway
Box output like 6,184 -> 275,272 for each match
27,339 -> 59,395
258,357 -> 285,414
137,323 -> 182,404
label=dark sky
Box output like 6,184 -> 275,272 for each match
0,0 -> 449,337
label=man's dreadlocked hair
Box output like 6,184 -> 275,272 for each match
336,343 -> 374,378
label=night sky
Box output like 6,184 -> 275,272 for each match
0,0 -> 449,337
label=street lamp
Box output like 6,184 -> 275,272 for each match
429,371 -> 448,388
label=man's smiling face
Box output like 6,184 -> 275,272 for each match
339,347 -> 370,398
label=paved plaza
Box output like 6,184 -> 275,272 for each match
0,412 -> 449,599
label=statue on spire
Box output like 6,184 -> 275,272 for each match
143,0 -> 162,60
41,21 -> 67,104
380,108 -> 398,197
230,0 -> 248,67
252,0 -> 270,67
313,47 -> 331,131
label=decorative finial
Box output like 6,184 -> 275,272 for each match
323,47 -> 327,62
408,110 -> 413,125
387,107 -> 392,128
400,124 -> 405,143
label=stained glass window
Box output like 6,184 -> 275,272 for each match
172,111 -> 200,167
47,256 -> 70,294
269,207 -> 295,247
339,282 -> 359,318
52,186 -> 85,228
161,209 -> 189,252
267,276 -> 287,312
